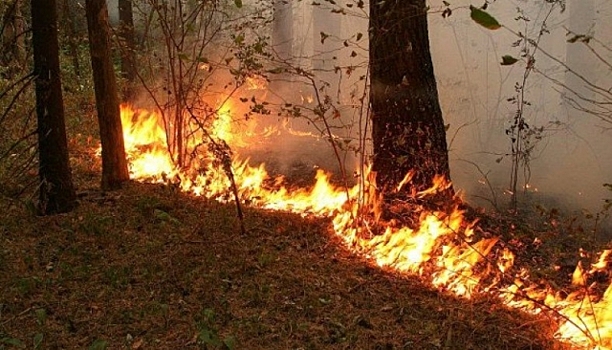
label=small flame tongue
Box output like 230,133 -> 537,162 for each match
117,103 -> 612,350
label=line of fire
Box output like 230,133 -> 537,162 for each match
109,1 -> 611,347
3,0 -> 610,348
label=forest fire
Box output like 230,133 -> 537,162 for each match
116,103 -> 611,349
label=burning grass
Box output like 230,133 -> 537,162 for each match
0,182 -> 569,349
1,102 -> 611,349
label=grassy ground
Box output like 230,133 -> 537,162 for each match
1,178 -> 576,350
2,101 -> 608,349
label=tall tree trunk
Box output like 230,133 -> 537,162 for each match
31,0 -> 77,214
312,2 -> 342,100
86,0 -> 130,190
2,0 -> 26,76
312,3 -> 341,71
118,0 -> 137,100
369,0 -> 453,204
11,0 -> 24,67
60,0 -> 82,77
272,0 -> 293,62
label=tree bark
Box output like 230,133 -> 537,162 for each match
31,0 -> 77,214
12,0 -> 25,67
2,0 -> 26,76
272,0 -> 293,62
86,0 -> 130,190
60,0 -> 82,77
118,0 -> 137,100
369,0 -> 453,203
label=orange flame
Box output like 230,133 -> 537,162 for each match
120,105 -> 177,181
115,103 -> 612,350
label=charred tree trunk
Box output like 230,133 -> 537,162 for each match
369,0 -> 453,205
31,0 -> 77,214
86,0 -> 130,190
118,0 -> 137,100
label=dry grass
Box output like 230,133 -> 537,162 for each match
0,179 -> 572,349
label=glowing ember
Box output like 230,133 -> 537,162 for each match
114,103 -> 611,350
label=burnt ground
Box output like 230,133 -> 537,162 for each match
0,179 -> 575,350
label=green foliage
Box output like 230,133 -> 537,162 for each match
469,6 -> 501,30
14,276 -> 39,297
32,333 -> 43,350
153,208 -> 180,225
79,213 -> 113,236
230,34 -> 272,86
195,308 -> 236,349
0,334 -> 25,348
103,265 -> 133,290
135,195 -> 162,215
487,2 -> 566,210
88,339 -> 108,350
34,308 -> 47,326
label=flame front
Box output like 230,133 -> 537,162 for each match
116,103 -> 611,350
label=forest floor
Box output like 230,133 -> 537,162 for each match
0,135 -> 610,350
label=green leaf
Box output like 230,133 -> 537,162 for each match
500,55 -> 518,65
34,308 -> 47,325
223,336 -> 237,350
234,0 -> 243,8
154,209 -> 180,225
33,333 -> 44,350
234,34 -> 244,45
470,5 -> 501,30
0,336 -> 25,348
198,329 -> 222,347
88,339 -> 108,350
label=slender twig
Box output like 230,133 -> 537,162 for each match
0,72 -> 35,126
455,158 -> 499,210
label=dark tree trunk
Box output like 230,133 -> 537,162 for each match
369,0 -> 453,202
118,0 -> 137,100
86,0 -> 130,190
31,0 -> 77,214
